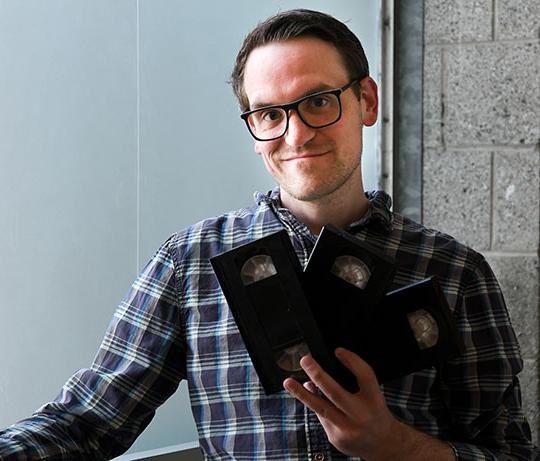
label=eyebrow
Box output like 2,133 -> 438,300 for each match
250,83 -> 336,110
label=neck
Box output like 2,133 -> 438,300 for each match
280,182 -> 369,236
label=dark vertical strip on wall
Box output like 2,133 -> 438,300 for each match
393,0 -> 424,221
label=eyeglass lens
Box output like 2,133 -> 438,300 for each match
246,92 -> 341,141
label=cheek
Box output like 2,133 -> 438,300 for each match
254,139 -> 280,157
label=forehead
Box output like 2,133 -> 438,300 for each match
243,37 -> 349,108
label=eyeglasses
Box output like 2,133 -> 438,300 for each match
240,79 -> 359,141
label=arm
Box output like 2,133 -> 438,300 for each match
0,238 -> 186,460
437,256 -> 537,460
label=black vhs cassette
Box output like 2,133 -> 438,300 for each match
303,224 -> 396,390
369,277 -> 465,382
210,230 -> 334,394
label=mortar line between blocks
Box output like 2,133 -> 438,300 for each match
428,38 -> 539,48
440,47 -> 446,151
492,0 -> 498,41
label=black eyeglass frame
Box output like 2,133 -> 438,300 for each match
240,79 -> 360,142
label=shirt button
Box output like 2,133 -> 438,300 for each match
313,453 -> 326,461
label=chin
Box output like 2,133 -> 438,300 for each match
286,184 -> 338,203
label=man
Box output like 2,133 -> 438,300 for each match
0,9 -> 537,460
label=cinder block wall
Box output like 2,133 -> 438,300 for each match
421,0 -> 540,440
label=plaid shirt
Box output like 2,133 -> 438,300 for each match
0,190 -> 537,460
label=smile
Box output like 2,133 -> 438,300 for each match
283,151 -> 330,161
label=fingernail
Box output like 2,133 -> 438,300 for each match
283,378 -> 294,391
300,355 -> 314,368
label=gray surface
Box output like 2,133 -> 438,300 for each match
114,442 -> 203,461
422,45 -> 443,150
493,150 -> 540,251
0,0 -> 381,456
423,149 -> 491,250
445,42 -> 540,146
422,0 -> 540,442
393,0 -> 423,221
424,0 -> 493,44
496,0 -> 540,40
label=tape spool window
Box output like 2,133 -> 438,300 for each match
240,254 -> 278,285
407,309 -> 439,350
330,255 -> 372,289
275,342 -> 310,373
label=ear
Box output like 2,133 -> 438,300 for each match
359,77 -> 378,127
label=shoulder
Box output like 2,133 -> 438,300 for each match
361,191 -> 483,272
385,213 -> 494,311
391,212 -> 486,271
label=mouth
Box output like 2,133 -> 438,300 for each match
283,150 -> 330,161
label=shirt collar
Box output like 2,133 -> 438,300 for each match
254,188 -> 393,233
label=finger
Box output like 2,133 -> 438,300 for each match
283,377 -> 345,424
299,355 -> 358,415
335,348 -> 380,397
303,380 -> 317,394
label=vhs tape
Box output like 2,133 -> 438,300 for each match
303,224 -> 396,390
210,230 -> 334,394
368,277 -> 465,382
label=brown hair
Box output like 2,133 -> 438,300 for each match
231,9 -> 370,111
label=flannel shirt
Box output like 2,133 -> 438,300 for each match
0,189 -> 537,460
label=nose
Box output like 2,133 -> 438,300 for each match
284,110 -> 316,148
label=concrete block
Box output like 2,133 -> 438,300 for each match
493,150 -> 540,251
497,0 -> 540,40
423,46 -> 443,149
423,149 -> 491,250
425,0 -> 492,44
445,42 -> 540,146
521,359 -> 539,444
486,255 -> 539,359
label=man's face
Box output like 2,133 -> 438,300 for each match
243,36 -> 377,204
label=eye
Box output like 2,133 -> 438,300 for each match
307,95 -> 331,109
261,109 -> 284,123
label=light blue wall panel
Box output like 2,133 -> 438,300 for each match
0,0 -> 137,437
0,0 -> 380,457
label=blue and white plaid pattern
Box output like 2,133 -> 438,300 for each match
0,190 -> 537,460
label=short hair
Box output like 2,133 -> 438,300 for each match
231,9 -> 370,111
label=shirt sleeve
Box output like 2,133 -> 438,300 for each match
440,256 -> 539,460
0,237 -> 187,460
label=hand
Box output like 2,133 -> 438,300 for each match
283,347 -> 401,459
